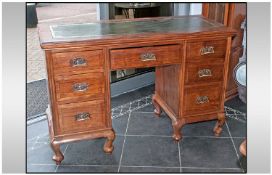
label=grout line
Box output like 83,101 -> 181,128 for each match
54,144 -> 69,173
132,111 -> 154,114
178,141 -> 182,173
30,163 -> 242,170
63,144 -> 69,155
180,166 -> 242,170
225,121 -> 245,173
116,133 -> 245,139
121,165 -> 180,169
29,136 -> 40,151
117,102 -> 132,172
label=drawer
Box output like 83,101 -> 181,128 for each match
183,83 -> 222,116
52,50 -> 104,75
55,72 -> 105,103
110,44 -> 182,70
186,39 -> 227,62
58,100 -> 107,135
185,63 -> 224,84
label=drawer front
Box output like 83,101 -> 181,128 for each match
186,39 -> 227,62
110,44 -> 182,70
55,72 -> 105,103
183,84 -> 222,116
185,63 -> 224,84
58,100 -> 107,134
52,50 -> 104,75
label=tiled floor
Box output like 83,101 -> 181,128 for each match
27,85 -> 247,173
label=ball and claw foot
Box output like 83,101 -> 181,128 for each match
103,130 -> 115,154
213,113 -> 225,137
172,119 -> 185,142
154,108 -> 161,116
152,95 -> 162,117
53,155 -> 64,165
213,122 -> 223,137
239,140 -> 247,156
51,142 -> 64,165
172,133 -> 182,142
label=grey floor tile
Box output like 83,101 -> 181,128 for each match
119,166 -> 180,173
27,164 -> 57,173
37,134 -> 50,143
27,142 -> 67,165
112,114 -> 129,135
27,120 -> 49,142
135,104 -> 155,112
111,84 -> 154,108
180,137 -> 241,169
61,136 -> 124,165
233,138 -> 247,172
57,165 -> 118,173
181,167 -> 243,173
121,136 -> 180,167
127,112 -> 173,136
226,117 -> 247,137
182,120 -> 230,137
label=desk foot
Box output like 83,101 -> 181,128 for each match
214,113 -> 226,136
51,141 -> 64,165
103,130 -> 115,154
239,140 -> 247,156
172,119 -> 185,141
152,94 -> 162,116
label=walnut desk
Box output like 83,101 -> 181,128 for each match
38,16 -> 236,164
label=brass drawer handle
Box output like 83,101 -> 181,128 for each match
140,52 -> 156,61
198,69 -> 212,77
74,112 -> 91,121
200,46 -> 214,55
196,96 -> 209,104
72,83 -> 89,92
70,57 -> 87,67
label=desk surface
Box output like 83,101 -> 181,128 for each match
39,16 -> 235,48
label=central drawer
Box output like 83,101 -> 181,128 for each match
110,44 -> 182,70
57,100 -> 107,135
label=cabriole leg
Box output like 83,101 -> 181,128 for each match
213,113 -> 226,136
50,141 -> 64,165
103,130 -> 115,153
172,118 -> 185,141
152,94 -> 162,116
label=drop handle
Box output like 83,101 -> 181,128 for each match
74,112 -> 91,121
72,83 -> 89,92
140,52 -> 156,61
200,46 -> 214,55
198,69 -> 212,77
70,57 -> 87,67
196,96 -> 209,104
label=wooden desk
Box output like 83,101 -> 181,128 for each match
38,16 -> 236,164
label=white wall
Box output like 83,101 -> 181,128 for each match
189,3 -> 202,15
173,3 -> 202,16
